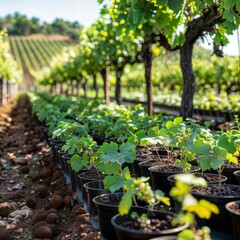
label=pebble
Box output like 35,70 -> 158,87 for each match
6,222 -> 17,229
8,218 -> 20,223
16,228 -> 23,233
0,203 -> 10,217
0,221 -> 7,227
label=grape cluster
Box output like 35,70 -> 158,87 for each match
133,178 -> 156,206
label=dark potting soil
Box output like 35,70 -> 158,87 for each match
224,161 -> 240,168
228,202 -> 240,214
120,213 -> 173,233
151,165 -> 184,173
192,185 -> 240,196
152,204 -> 175,213
201,174 -> 222,183
97,195 -> 121,205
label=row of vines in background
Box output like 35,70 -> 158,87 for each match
0,30 -> 21,105
33,0 -> 240,118
34,41 -> 240,112
8,35 -> 72,89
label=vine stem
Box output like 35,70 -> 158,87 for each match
133,195 -> 138,206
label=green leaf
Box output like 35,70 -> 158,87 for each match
103,175 -> 123,193
174,117 -> 183,125
123,167 -> 131,180
168,0 -> 183,11
157,0 -> 167,4
204,121 -> 212,128
198,156 -> 212,171
213,146 -> 227,156
210,157 -> 225,170
223,9 -> 235,22
105,162 -> 121,175
177,229 -> 194,240
237,0 -> 240,11
155,190 -> 170,206
224,0 -> 236,9
119,192 -> 133,215
185,139 -> 194,152
136,130 -> 146,141
196,144 -> 211,155
70,154 -> 85,172
100,142 -> 135,164
166,121 -> 174,129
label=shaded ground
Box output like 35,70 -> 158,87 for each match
0,96 -> 99,240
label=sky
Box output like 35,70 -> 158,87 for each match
0,0 -> 239,57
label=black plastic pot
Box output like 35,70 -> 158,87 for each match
208,166 -> 240,185
58,149 -> 67,170
78,170 -> 104,211
192,184 -> 240,230
83,180 -> 110,230
75,167 -> 95,203
133,155 -> 170,178
167,173 -> 228,213
50,140 -> 63,166
139,160 -> 158,178
149,165 -> 200,196
234,170 -> 240,185
133,157 -> 148,178
62,153 -> 72,184
54,144 -> 63,167
41,126 -> 50,145
149,237 -> 177,240
111,207 -> 189,240
225,200 -> 240,240
93,192 -> 124,240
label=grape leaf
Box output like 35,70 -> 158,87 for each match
119,192 -> 133,215
103,175 -> 123,193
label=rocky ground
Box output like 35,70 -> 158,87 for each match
0,96 -> 99,240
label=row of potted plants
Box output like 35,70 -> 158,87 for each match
29,92 -> 240,240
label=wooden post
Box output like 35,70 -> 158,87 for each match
101,67 -> 110,105
2,78 -> 7,105
0,78 -> 2,106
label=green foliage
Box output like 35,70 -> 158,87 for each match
0,30 -> 21,83
99,142 -> 136,164
119,176 -> 170,215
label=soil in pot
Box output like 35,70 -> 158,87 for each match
207,162 -> 240,185
133,155 -> 172,178
83,180 -> 110,230
111,206 -> 188,240
168,173 -> 228,213
149,165 -> 199,197
139,159 -> 174,179
192,184 -> 240,232
226,200 -> 240,240
168,173 -> 228,186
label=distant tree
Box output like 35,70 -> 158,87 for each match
0,12 -> 82,39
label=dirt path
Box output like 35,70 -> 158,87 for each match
0,96 -> 99,240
